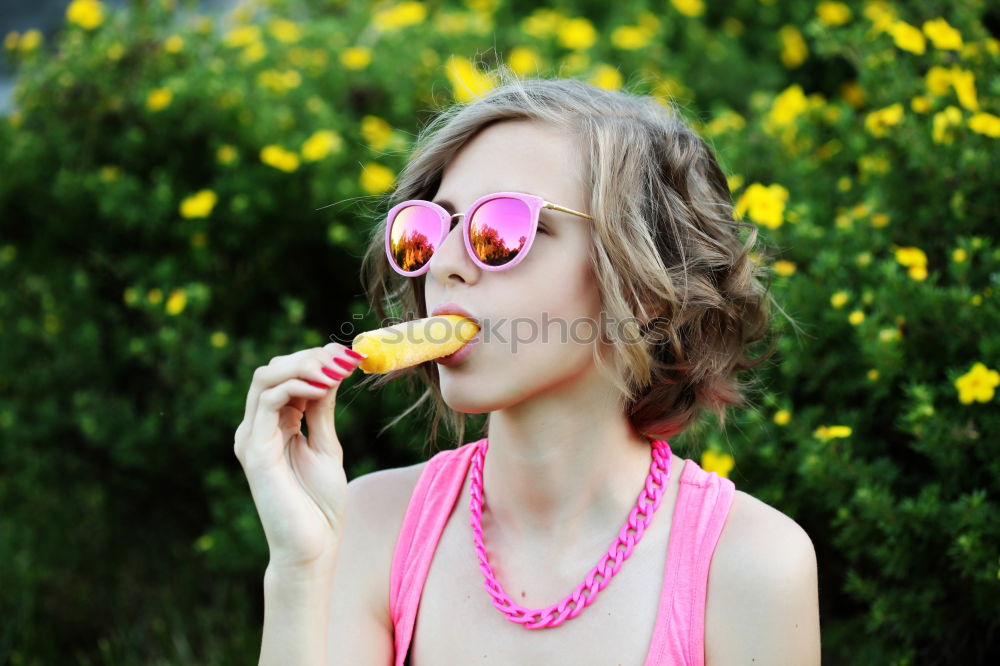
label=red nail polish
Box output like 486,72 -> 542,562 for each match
322,367 -> 346,381
333,357 -> 356,372
306,380 -> 328,389
345,349 -> 366,360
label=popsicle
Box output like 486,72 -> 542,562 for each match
351,314 -> 480,374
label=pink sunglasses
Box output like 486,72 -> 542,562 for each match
385,191 -> 593,277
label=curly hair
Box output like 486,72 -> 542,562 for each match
354,69 -> 792,456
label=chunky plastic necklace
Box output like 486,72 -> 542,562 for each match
468,437 -> 671,629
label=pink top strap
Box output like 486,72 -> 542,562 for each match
389,439 -> 482,665
643,458 -> 735,666
389,440 -> 735,666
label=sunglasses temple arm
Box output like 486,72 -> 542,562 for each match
543,202 -> 593,219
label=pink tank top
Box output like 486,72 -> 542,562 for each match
389,437 -> 735,666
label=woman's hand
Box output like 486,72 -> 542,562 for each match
234,343 -> 366,570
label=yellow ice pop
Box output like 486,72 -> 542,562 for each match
351,314 -> 480,374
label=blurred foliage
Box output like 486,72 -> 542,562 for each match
1,0 -> 998,663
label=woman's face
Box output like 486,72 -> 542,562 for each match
422,119 -> 604,412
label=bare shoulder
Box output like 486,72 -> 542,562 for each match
326,461 -> 429,664
704,490 -> 821,666
345,461 -> 429,615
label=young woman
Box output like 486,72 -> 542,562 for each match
236,74 -> 821,665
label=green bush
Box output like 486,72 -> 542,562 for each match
1,0 -> 996,663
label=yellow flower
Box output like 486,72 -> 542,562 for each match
216,145 -> 237,164
894,246 -> 927,268
161,35 -> 183,54
670,0 -> 704,18
239,41 -> 266,65
123,286 -> 138,305
840,80 -> 865,108
590,64 -> 622,91
932,105 -> 963,144
779,25 -> 808,68
165,289 -> 187,316
734,183 -> 789,229
66,0 -> 105,30
361,116 -> 394,151
18,29 -> 42,52
908,264 -> 927,280
373,2 -> 427,31
340,46 -> 372,70
764,84 -> 809,132
949,68 -> 978,111
888,20 -> 926,55
871,212 -> 890,228
223,24 -> 261,48
521,8 -> 565,38
864,103 -> 904,137
557,17 -> 597,50
444,55 -> 496,103
267,18 -> 302,43
147,288 -> 163,304
702,109 -> 746,137
814,425 -> 852,440
146,88 -> 173,111
863,1 -> 896,32
925,66 -> 952,96
508,46 -> 541,76
258,69 -> 302,94
954,362 -> 1000,404
179,189 -> 218,218
910,96 -> 930,113
817,2 -> 852,27
773,260 -> 796,276
360,162 -> 395,194
848,310 -> 865,325
210,331 -> 229,348
969,112 -> 1000,138
922,18 -> 962,50
867,369 -> 880,381
952,248 -> 967,263
611,25 -> 652,50
700,450 -> 734,478
877,327 -> 900,342
260,145 -> 300,172
773,409 -> 791,426
301,129 -> 343,162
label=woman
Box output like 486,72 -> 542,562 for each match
236,74 -> 821,665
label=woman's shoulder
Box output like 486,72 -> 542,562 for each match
704,488 -> 820,664
715,488 -> 815,559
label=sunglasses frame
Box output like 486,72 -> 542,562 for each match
385,191 -> 593,277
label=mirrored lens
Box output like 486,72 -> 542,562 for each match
389,205 -> 441,272
469,197 -> 533,267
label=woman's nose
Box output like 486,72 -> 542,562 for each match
428,215 -> 476,283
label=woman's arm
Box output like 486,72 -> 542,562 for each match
261,551 -> 340,665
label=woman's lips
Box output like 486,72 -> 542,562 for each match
434,330 -> 481,366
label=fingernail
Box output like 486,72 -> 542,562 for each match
345,349 -> 367,360
333,357 -> 357,372
322,367 -> 346,381
306,380 -> 329,389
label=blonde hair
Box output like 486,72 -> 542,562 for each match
355,69 -> 793,455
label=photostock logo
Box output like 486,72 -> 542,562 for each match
329,311 -> 670,353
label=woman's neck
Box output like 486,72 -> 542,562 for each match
481,375 -> 655,551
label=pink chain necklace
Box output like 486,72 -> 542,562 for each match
468,437 -> 671,629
